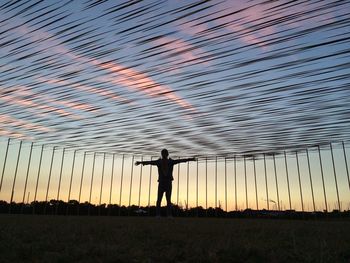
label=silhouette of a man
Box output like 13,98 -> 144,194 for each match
135,149 -> 195,217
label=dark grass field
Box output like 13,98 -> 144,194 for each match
0,215 -> 349,262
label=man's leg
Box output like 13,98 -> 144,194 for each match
156,183 -> 164,216
165,182 -> 172,216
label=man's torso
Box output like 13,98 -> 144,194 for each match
156,158 -> 174,182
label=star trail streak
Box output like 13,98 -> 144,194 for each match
0,0 -> 349,156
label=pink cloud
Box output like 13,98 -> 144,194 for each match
0,114 -> 52,133
177,1 -> 276,49
215,1 -> 338,49
0,127 -> 33,140
16,84 -> 100,113
95,60 -> 195,111
226,22 -> 268,49
14,24 -> 195,112
39,77 -> 133,105
178,18 -> 209,36
223,4 -> 272,48
0,91 -> 81,120
47,99 -> 97,112
153,36 -> 209,66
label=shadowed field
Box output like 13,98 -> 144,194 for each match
0,215 -> 349,262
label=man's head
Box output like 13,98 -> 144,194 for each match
161,148 -> 169,159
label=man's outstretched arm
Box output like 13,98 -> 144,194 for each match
135,160 -> 158,166
173,157 -> 196,165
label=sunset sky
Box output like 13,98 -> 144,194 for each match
0,0 -> 349,210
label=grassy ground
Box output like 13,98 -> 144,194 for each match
0,215 -> 349,262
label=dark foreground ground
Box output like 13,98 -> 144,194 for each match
0,215 -> 349,262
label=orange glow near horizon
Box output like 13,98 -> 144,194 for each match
0,140 -> 349,212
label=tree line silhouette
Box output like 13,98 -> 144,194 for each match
0,200 -> 349,219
